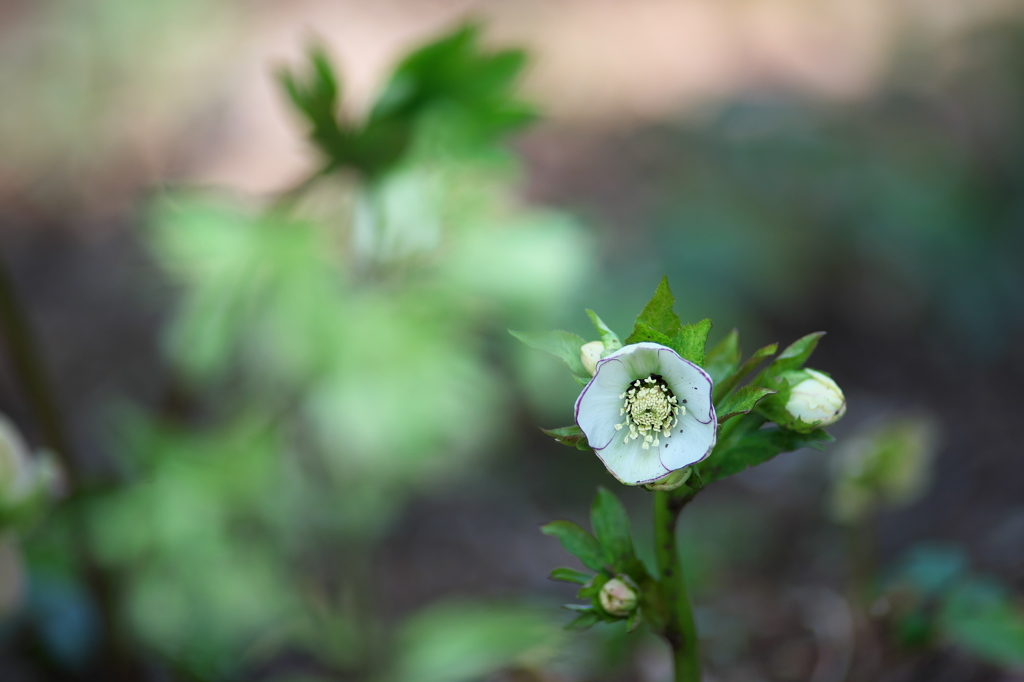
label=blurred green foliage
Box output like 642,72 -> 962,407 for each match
16,24 -> 594,680
887,545 -> 1024,668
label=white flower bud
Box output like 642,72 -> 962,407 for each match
599,576 -> 639,617
785,369 -> 846,428
580,341 -> 605,376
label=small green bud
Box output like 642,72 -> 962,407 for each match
580,341 -> 604,376
598,575 -> 639,617
784,368 -> 846,428
644,467 -> 692,492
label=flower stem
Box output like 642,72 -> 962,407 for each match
654,489 -> 700,682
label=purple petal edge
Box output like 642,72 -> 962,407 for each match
574,357 -> 623,451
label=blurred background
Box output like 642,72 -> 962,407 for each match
1,0 -> 1023,680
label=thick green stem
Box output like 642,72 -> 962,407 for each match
654,489 -> 700,682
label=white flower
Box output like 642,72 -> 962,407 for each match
785,369 -> 846,428
575,342 -> 717,485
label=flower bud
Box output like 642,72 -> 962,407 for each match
784,369 -> 846,428
0,415 -> 61,530
644,467 -> 692,492
599,576 -> 639,617
580,341 -> 605,376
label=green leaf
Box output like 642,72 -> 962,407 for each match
633,276 -> 682,338
762,332 -> 825,378
510,329 -> 590,384
586,309 -> 621,351
716,386 -> 776,424
713,342 -> 778,403
670,318 -> 712,367
705,330 -> 740,384
549,568 -> 592,585
624,321 -> 673,347
942,580 -> 1024,667
539,425 -> 590,451
626,609 -> 643,633
698,426 -> 833,484
541,521 -> 606,572
590,488 -> 635,572
393,601 -> 560,682
576,573 -> 610,600
564,610 -> 602,632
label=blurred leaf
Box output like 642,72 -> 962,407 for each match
670,318 -> 712,367
831,415 -> 939,523
892,545 -> 968,597
705,330 -> 740,384
393,601 -> 560,682
549,568 -> 592,585
541,521 -> 606,572
590,488 -> 636,572
510,330 -> 590,384
942,580 -> 1024,667
716,386 -> 776,424
540,425 -> 590,451
564,610 -> 602,632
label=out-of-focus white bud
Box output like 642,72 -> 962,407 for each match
0,415 -> 62,530
599,576 -> 639,617
0,417 -> 32,502
580,341 -> 605,376
644,467 -> 692,492
785,369 -> 846,428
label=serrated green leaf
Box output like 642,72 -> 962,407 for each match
549,568 -> 592,585
633,276 -> 682,338
670,318 -> 712,367
540,425 -> 590,451
564,610 -> 601,632
590,488 -> 635,572
705,330 -> 740,384
698,426 -> 833,484
624,321 -> 673,347
541,521 -> 606,572
713,342 -> 778,403
716,386 -> 776,424
510,329 -> 590,383
585,309 -> 622,351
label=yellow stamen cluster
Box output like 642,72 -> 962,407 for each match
613,375 -> 685,449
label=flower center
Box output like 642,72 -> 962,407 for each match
614,374 -> 685,450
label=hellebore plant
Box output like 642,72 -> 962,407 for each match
512,277 -> 845,681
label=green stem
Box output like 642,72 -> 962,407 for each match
654,489 -> 700,682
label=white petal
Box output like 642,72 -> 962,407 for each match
575,356 -> 632,450
656,347 -> 715,424
595,434 -> 670,485
659,411 -> 717,470
603,342 -> 662,380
